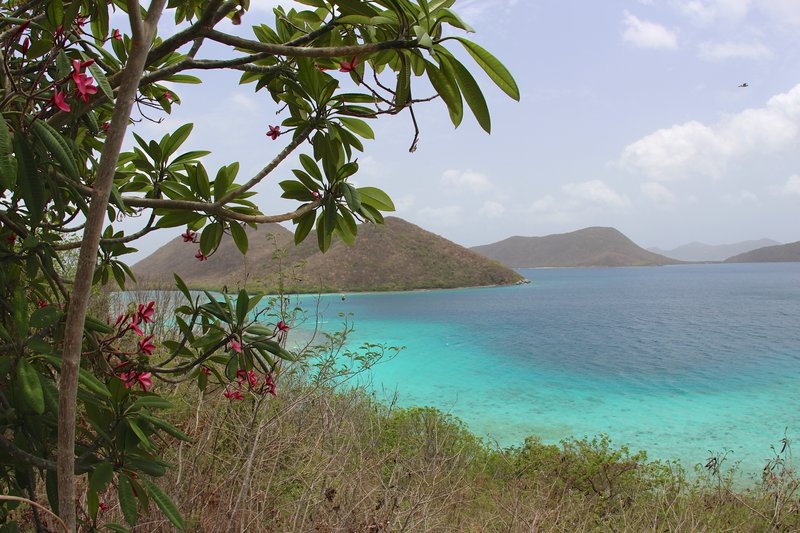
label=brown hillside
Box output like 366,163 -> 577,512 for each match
725,241 -> 800,263
471,227 -> 680,268
132,217 -> 522,292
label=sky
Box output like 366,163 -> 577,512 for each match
124,0 -> 800,262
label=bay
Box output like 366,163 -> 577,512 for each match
300,262 -> 800,478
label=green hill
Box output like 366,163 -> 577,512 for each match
471,227 -> 680,268
725,241 -> 800,263
132,217 -> 522,292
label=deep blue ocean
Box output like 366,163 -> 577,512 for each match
297,262 -> 800,479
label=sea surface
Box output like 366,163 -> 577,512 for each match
294,262 -> 800,479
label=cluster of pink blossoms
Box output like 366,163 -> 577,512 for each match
52,59 -> 98,113
223,368 -> 277,401
111,301 -> 157,391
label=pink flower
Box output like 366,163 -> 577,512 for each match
52,90 -> 71,112
137,334 -> 156,356
277,320 -> 290,332
71,59 -> 97,103
195,250 -> 207,261
75,15 -> 87,28
230,339 -> 242,353
181,230 -> 196,243
137,301 -> 155,323
120,371 -> 152,392
266,125 -> 281,140
311,191 -> 321,200
164,90 -> 172,101
127,314 -> 143,336
102,121 -> 110,133
37,300 -> 48,308
112,28 -> 122,41
237,369 -> 258,388
21,37 -> 29,57
201,366 -> 212,376
339,57 -> 358,73
263,373 -> 277,397
223,389 -> 244,401
99,502 -> 109,512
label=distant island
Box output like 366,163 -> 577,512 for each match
725,241 -> 800,263
470,227 -> 679,268
649,239 -> 781,262
132,217 -> 523,293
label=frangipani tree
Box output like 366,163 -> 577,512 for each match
0,0 -> 518,530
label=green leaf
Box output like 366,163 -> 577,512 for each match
138,413 -> 191,442
235,289 -> 249,323
29,305 -> 61,330
13,131 -> 44,225
141,478 -> 185,530
455,37 -> 520,101
86,61 -> 114,101
104,524 -> 130,533
0,113 -> 15,190
162,123 -> 193,160
173,274 -> 192,302
16,358 -> 44,415
299,153 -> 322,181
127,418 -> 155,451
341,183 -> 362,211
199,222 -> 223,255
43,355 -> 112,398
357,187 -> 395,211
425,60 -> 462,127
338,117 -> 375,140
118,475 -> 138,526
443,54 -> 491,133
294,210 -> 316,245
230,222 -> 248,255
130,395 -> 173,411
89,462 -> 115,494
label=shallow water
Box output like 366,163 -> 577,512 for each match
297,263 -> 800,479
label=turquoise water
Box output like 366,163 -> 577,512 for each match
298,263 -> 800,478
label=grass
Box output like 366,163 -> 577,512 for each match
107,375 -> 798,532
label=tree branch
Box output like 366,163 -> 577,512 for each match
202,29 -> 415,58
214,126 -> 313,206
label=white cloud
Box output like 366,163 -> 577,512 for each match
641,182 -> 677,204
530,195 -> 559,214
479,201 -> 506,218
676,0 -> 752,25
230,93 -> 257,111
722,189 -> 760,205
774,175 -> 800,196
619,83 -> 800,180
417,205 -> 463,226
562,180 -> 631,208
393,194 -> 416,212
441,169 -> 492,193
698,40 -> 772,60
621,11 -> 678,49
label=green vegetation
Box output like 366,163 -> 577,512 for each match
14,369 -> 798,532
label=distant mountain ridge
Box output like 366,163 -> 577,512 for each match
649,239 -> 780,262
132,217 -> 522,292
725,241 -> 800,263
471,227 -> 679,268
